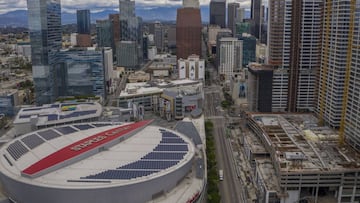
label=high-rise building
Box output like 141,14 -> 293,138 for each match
96,19 -> 114,49
77,9 -> 91,35
247,63 -> 273,112
268,0 -> 323,112
109,14 -> 121,44
116,41 -> 138,68
215,29 -> 232,69
56,47 -> 108,100
317,0 -> 358,131
27,0 -> 62,105
343,1 -> 360,151
239,33 -> 256,67
176,0 -> 202,59
149,21 -> 164,52
119,0 -> 143,67
119,0 -> 140,42
250,0 -> 261,39
227,2 -> 240,36
210,0 -> 226,28
218,37 -> 242,80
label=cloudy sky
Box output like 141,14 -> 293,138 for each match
0,0 -> 259,14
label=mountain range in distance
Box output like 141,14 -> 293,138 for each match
0,6 -> 250,28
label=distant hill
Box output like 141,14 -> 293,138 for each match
0,6 -> 250,27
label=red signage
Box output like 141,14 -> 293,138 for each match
22,120 -> 152,177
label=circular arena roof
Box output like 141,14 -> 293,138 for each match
0,120 -> 195,190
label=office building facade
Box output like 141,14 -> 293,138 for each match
218,37 -> 242,80
77,9 -> 91,35
268,0 -> 323,112
116,41 -> 138,68
176,5 -> 202,59
209,0 -> 226,28
57,48 -> 107,100
227,2 -> 240,35
239,34 -> 256,67
27,0 -> 62,105
96,19 -> 114,49
250,0 -> 261,39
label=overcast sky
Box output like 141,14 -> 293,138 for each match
0,0 -> 263,14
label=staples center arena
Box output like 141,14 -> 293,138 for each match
0,120 -> 196,203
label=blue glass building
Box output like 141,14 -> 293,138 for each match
27,0 -> 62,105
77,9 -> 91,35
57,48 -> 106,100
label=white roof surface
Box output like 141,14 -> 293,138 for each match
0,124 -> 195,189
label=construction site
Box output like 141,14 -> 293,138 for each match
243,113 -> 360,203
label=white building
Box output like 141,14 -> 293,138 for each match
103,47 -> 113,90
178,54 -> 205,80
268,0 -> 322,112
0,121 -> 203,203
218,37 -> 242,80
70,33 -> 78,46
148,46 -> 157,60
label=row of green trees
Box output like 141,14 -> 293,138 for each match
205,120 -> 221,203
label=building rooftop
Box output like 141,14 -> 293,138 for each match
248,113 -> 360,173
0,121 -> 195,188
14,102 -> 102,126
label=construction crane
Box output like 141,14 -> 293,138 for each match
339,0 -> 356,146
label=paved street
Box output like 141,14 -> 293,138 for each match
204,65 -> 246,202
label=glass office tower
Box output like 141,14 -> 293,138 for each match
77,9 -> 91,35
27,0 -> 62,105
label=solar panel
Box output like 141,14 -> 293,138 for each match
118,160 -> 179,170
19,115 -> 32,119
37,129 -> 62,140
84,170 -> 158,180
21,134 -> 44,149
160,138 -> 185,144
92,123 -> 112,127
142,152 -> 186,160
73,124 -> 94,131
6,140 -> 29,160
161,132 -> 179,138
23,108 -> 42,111
47,114 -> 58,121
55,126 -> 77,135
154,145 -> 188,152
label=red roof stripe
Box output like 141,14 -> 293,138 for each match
22,120 -> 152,177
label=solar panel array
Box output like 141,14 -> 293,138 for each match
37,129 -> 62,141
73,124 -> 95,131
54,126 -> 78,135
142,152 -> 186,160
5,123 -> 117,162
118,160 -> 179,170
83,129 -> 190,180
92,123 -> 112,127
84,170 -> 158,180
7,141 -> 29,160
21,134 -> 44,149
59,110 -> 97,119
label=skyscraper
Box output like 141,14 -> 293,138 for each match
109,14 -> 121,44
176,0 -> 202,59
77,9 -> 91,35
317,0 -> 358,137
210,0 -> 226,28
76,10 -> 92,47
96,19 -> 114,48
268,0 -> 323,112
250,0 -> 261,39
27,0 -> 62,105
218,37 -> 242,80
227,2 -> 240,36
119,0 -> 143,67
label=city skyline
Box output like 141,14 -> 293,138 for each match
0,0 -> 263,14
